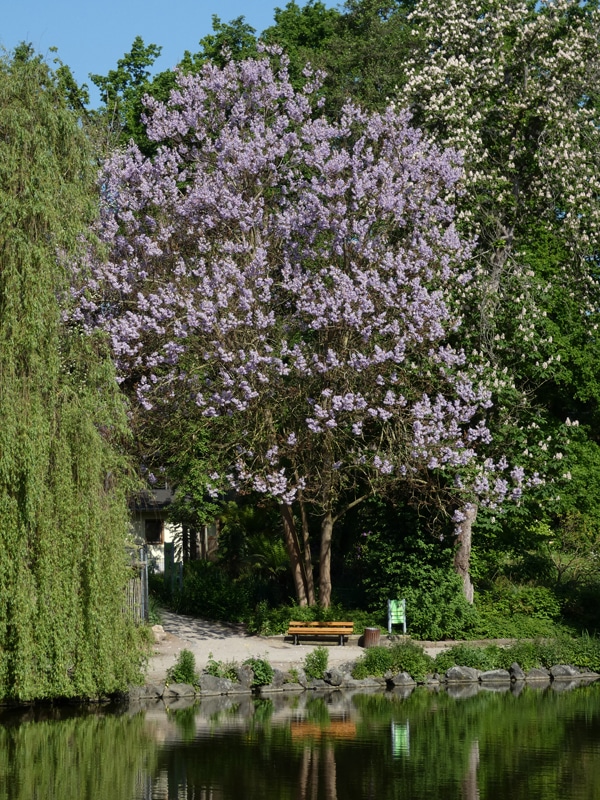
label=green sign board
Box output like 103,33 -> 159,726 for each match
388,598 -> 407,634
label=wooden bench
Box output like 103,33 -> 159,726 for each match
287,620 -> 354,646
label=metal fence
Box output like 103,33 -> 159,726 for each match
125,544 -> 149,624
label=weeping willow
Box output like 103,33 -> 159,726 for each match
0,47 -> 144,701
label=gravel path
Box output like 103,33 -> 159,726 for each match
144,610 -> 506,684
145,610 -> 366,683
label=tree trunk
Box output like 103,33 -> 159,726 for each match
453,504 -> 477,604
298,491 -> 316,606
281,504 -> 309,606
319,511 -> 334,608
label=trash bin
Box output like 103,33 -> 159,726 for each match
363,627 -> 381,648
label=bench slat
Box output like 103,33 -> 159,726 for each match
288,620 -> 353,627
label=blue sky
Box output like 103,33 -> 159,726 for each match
1,0 -> 338,106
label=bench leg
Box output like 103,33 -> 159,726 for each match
294,634 -> 298,645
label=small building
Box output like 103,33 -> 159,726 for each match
130,485 -> 218,571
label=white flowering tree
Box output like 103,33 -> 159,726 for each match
392,0 -> 600,599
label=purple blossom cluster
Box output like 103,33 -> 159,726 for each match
73,52 -> 522,511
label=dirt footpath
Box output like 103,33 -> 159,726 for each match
145,610 -> 459,684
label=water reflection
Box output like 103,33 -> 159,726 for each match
1,684 -> 600,800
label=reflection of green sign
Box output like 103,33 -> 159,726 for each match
392,722 -> 410,757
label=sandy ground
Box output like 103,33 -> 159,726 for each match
145,611 -> 366,683
145,610 -> 461,684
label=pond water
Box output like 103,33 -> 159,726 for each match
1,682 -> 600,800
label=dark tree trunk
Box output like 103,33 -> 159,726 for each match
319,511 -> 334,608
281,503 -> 309,606
298,492 -> 315,606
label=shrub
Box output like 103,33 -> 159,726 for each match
352,646 -> 394,679
568,632 -> 600,671
472,609 -> 563,639
287,668 -> 300,684
204,653 -> 240,682
303,647 -> 329,680
243,657 -> 274,687
175,561 -> 251,622
397,572 -> 480,640
167,649 -> 198,684
468,577 -> 572,638
433,644 -> 503,673
246,600 -> 385,637
388,641 -> 435,680
352,641 -> 433,681
495,640 -> 543,672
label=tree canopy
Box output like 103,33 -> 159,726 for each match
73,53 -> 539,606
0,47 -> 143,700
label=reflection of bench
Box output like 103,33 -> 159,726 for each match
290,721 -> 357,740
287,621 -> 354,646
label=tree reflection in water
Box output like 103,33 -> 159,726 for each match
2,684 -> 600,799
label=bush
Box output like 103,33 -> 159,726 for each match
430,635 -> 600,674
243,657 -> 274,687
472,609 -> 563,639
175,561 -> 251,622
352,641 -> 433,681
246,601 -> 380,636
397,571 -> 480,640
352,646 -> 394,679
347,633 -> 600,679
167,649 -> 198,684
205,653 -> 240,682
303,647 -> 329,680
433,644 -> 503,673
495,640 -> 543,672
478,580 -> 562,620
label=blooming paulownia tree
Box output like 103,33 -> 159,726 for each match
75,52 -> 529,606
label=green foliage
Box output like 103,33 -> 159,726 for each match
89,36 -> 162,150
194,15 -> 258,67
434,635 -> 600,674
303,646 -> 329,680
473,609 -> 563,640
205,653 -> 239,682
495,640 -> 543,672
147,595 -> 162,626
352,641 -> 433,681
433,644 -> 504,674
174,560 -> 251,622
0,48 -> 143,701
352,646 -> 393,679
479,580 -> 562,622
246,600 -> 379,636
400,573 -> 480,640
350,634 -> 600,679
354,520 -> 479,640
243,657 -> 274,687
287,668 -> 300,684
167,649 -> 198,685
262,1 -> 340,87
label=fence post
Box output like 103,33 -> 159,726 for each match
140,544 -> 149,622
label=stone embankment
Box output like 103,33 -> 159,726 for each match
131,654 -> 600,704
134,615 -> 600,704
